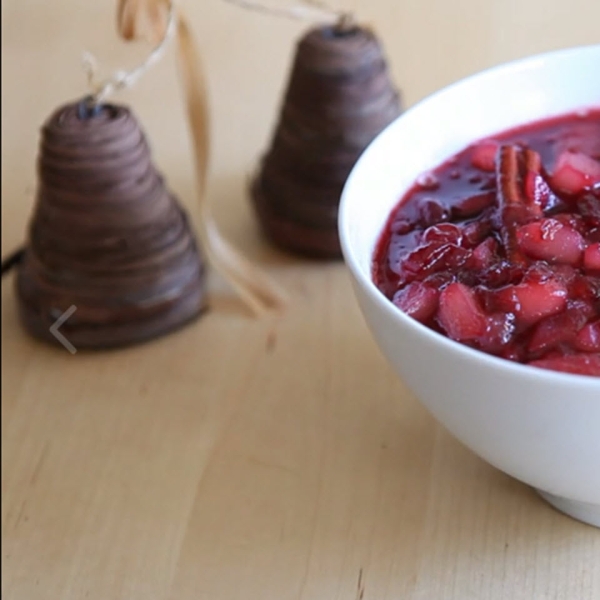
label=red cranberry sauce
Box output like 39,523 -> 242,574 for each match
373,108 -> 600,376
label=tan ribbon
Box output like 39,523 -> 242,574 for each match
113,0 -> 287,315
84,4 -> 176,104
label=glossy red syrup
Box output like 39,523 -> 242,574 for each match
373,108 -> 600,376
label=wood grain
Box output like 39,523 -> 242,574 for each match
2,1 -> 599,599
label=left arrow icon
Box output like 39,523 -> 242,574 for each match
49,305 -> 78,354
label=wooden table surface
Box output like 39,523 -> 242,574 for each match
2,1 -> 599,598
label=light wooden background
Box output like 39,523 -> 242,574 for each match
2,1 -> 599,599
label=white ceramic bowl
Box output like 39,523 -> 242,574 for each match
339,45 -> 600,527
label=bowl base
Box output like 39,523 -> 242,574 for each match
537,490 -> 600,528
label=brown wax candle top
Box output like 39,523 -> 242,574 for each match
16,100 -> 206,349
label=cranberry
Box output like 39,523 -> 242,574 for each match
422,223 -> 463,245
437,283 -> 487,341
528,301 -> 591,354
524,171 -> 559,211
470,238 -> 499,271
451,192 -> 496,219
417,198 -> 449,227
529,354 -> 600,376
492,278 -> 568,328
462,219 -> 493,247
551,151 -> 600,195
471,140 -> 499,172
516,219 -> 585,265
575,320 -> 600,352
393,282 -> 439,324
478,313 -> 516,353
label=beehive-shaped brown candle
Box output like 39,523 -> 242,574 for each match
16,100 -> 206,349
252,24 -> 402,259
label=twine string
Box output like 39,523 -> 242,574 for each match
222,0 -> 354,29
174,9 -> 287,315
82,3 -> 177,105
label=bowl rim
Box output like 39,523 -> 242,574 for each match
339,43 -> 600,387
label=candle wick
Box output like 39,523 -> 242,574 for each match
335,12 -> 356,34
77,96 -> 103,120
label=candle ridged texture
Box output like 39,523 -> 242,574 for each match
252,25 -> 402,258
16,101 -> 206,348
